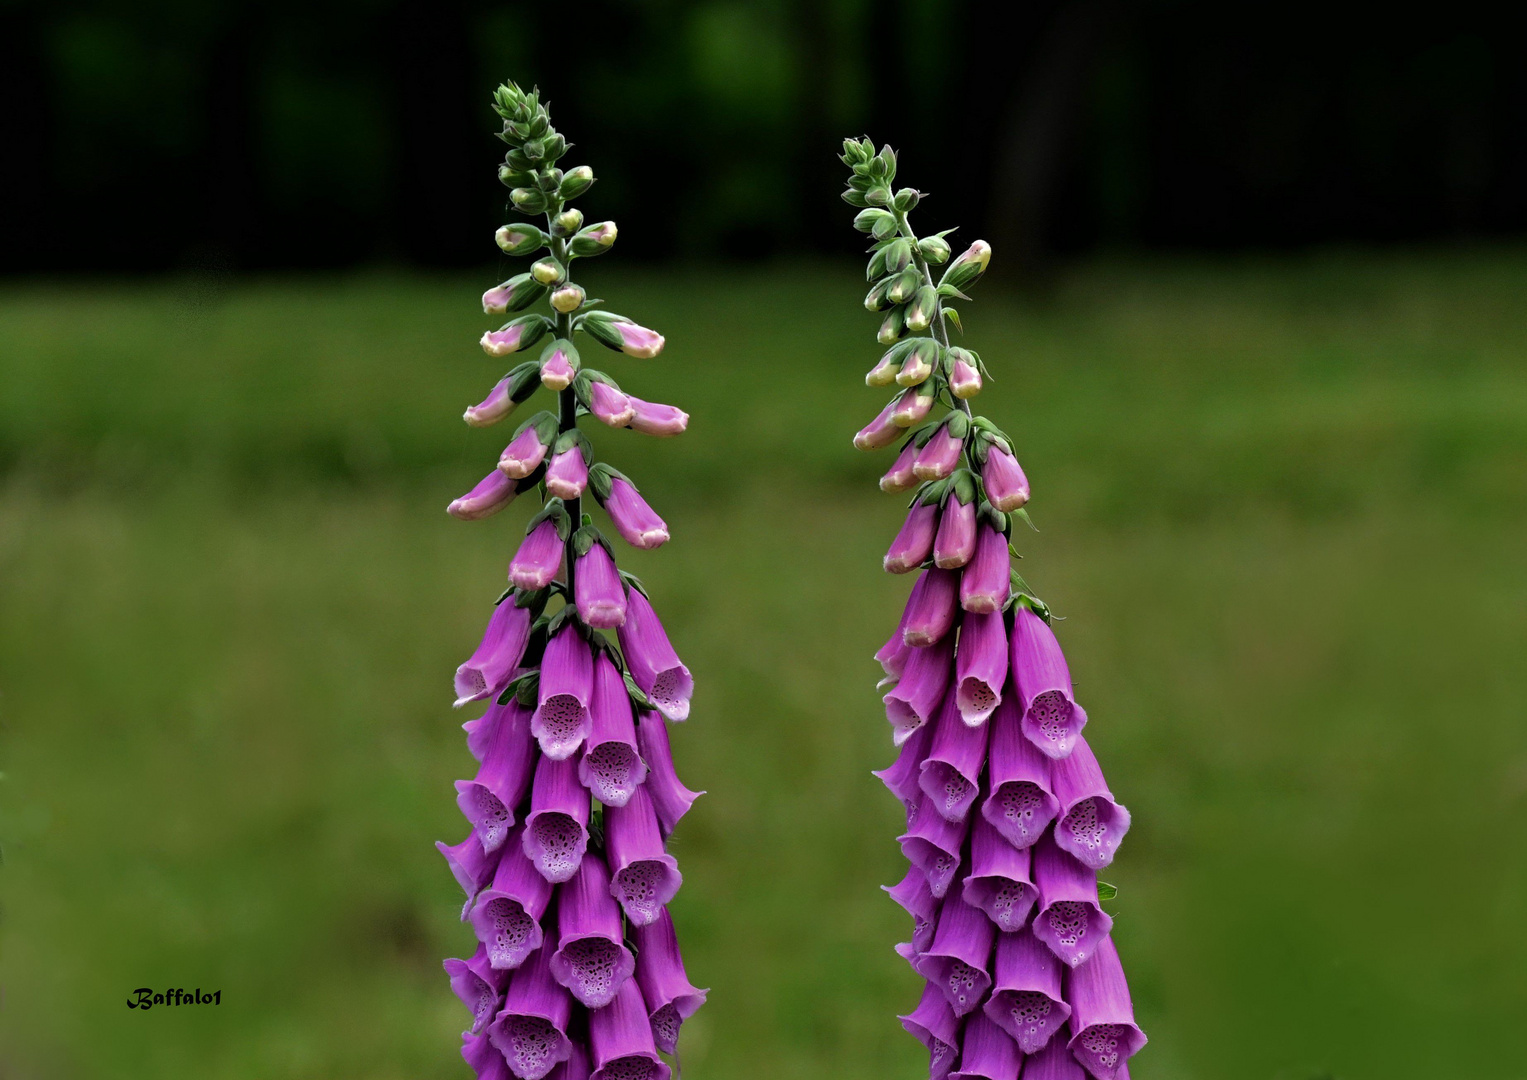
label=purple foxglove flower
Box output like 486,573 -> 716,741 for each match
1022,1029 -> 1089,1080
949,1012 -> 1021,1080
891,384 -> 935,427
1032,832 -> 1112,969
438,830 -> 502,905
955,609 -> 1007,725
899,982 -> 963,1080
523,754 -> 590,883
959,524 -> 1011,614
604,784 -> 682,926
456,700 -> 536,852
950,356 -> 983,399
540,345 -> 577,391
589,975 -> 672,1080
880,439 -> 921,492
579,653 -> 648,807
463,1028 -> 515,1080
617,588 -> 692,721
854,399 -> 902,451
634,710 -> 703,835
1066,937 -> 1147,1080
981,697 -> 1060,849
961,813 -> 1038,932
465,376 -> 516,427
548,850 -> 636,1008
899,793 -> 970,898
632,907 -> 708,1055
627,396 -> 688,437
874,606 -> 912,679
872,720 -> 933,821
465,699 -> 512,763
574,541 -> 627,629
500,426 -> 552,479
883,631 -> 955,744
455,600 -> 535,707
545,447 -> 589,501
450,469 -> 520,521
489,943 -> 574,1080
604,477 -> 669,550
1051,736 -> 1131,871
510,519 -> 565,591
1011,607 -> 1088,760
984,927 -> 1071,1054
446,943 -> 510,1035
912,890 -> 996,1017
469,824 -> 554,970
533,624 -> 593,759
919,693 -> 990,823
902,566 -> 960,648
589,380 -> 637,428
884,864 -> 938,956
983,444 -> 1030,512
884,502 -> 937,574
933,495 -> 978,569
914,426 -> 963,481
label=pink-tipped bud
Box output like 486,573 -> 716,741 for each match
540,347 -> 576,391
498,427 -> 549,478
615,321 -> 665,359
891,385 -> 934,427
950,357 -> 982,399
914,427 -> 963,481
855,400 -> 901,451
545,446 -> 589,501
480,325 -> 527,356
983,445 -> 1030,512
880,441 -> 920,492
482,284 -> 514,315
509,519 -> 564,590
933,496 -> 978,569
605,477 -> 669,550
589,381 -> 636,428
447,470 -> 518,520
866,354 -> 900,386
464,377 -> 514,428
884,503 -> 937,574
550,284 -> 585,314
627,397 -> 688,437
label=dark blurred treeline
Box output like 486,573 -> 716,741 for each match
4,0 -> 1525,273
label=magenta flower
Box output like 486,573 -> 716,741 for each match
469,824 -> 554,970
879,439 -> 921,492
899,982 -> 962,1080
933,490 -> 977,569
854,399 -> 902,450
635,710 -> 703,835
1025,1035 -> 1092,1080
454,600 -> 534,707
1066,937 -> 1147,1079
532,623 -> 593,759
898,792 -> 968,898
949,354 -> 983,399
488,943 -> 574,1079
901,566 -> 960,648
984,926 -> 1071,1053
500,415 -> 557,478
573,538 -> 627,629
545,444 -> 589,501
449,469 -> 520,521
885,864 -> 938,955
949,1013 -> 1021,1080
912,890 -> 995,1016
437,831 -> 499,906
511,518 -> 566,591
914,425 -> 963,481
954,608 -> 1006,725
626,396 -> 688,437
891,383 -> 935,426
884,502 -> 937,574
918,694 -> 989,823
600,475 -> 669,549
465,376 -> 516,427
617,588 -> 693,721
540,342 -> 578,391
982,696 -> 1061,849
481,325 -> 529,356
882,631 -> 954,744
961,814 -> 1037,932
548,852 -> 635,1008
631,908 -> 708,1054
455,700 -> 536,850
578,653 -> 648,807
874,720 -> 933,821
583,312 -> 666,358
588,379 -> 636,428
604,784 -> 682,926
983,443 -> 1030,512
1032,832 -> 1113,968
588,976 -> 670,1080
445,944 -> 508,1035
1052,736 -> 1132,870
959,523 -> 1011,614
1011,606 -> 1088,759
524,753 -> 590,883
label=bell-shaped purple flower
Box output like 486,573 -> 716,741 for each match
463,1028 -> 515,1080
962,814 -> 1038,932
854,399 -> 902,451
450,469 -> 520,521
1066,937 -> 1147,1080
632,907 -> 708,1054
899,793 -> 970,899
604,477 -> 669,550
983,444 -> 1030,512
510,519 -> 565,591
919,693 -> 989,823
489,943 -> 574,1080
481,322 -> 531,357
626,397 -> 688,437
982,696 -> 1060,849
874,606 -> 912,680
880,439 -> 921,492
949,1012 -> 1022,1080
604,784 -> 682,926
456,700 -> 536,852
466,375 -> 516,428
899,982 -> 963,1080
455,599 -> 534,707
469,824 -> 554,970
589,380 -> 636,428
1023,1028 -> 1089,1080
446,943 -> 510,1035
960,524 -> 1011,615
548,852 -> 635,1008
915,425 -> 964,481
574,541 -> 627,629
634,710 -> 702,835
1011,607 -> 1088,760
955,608 -> 1007,726
545,446 -> 589,501
984,926 -> 1070,1054
1052,736 -> 1131,871
934,494 -> 978,569
523,754 -> 590,883
438,830 -> 502,907
873,720 -> 933,821
579,653 -> 648,807
589,975 -> 672,1080
883,631 -> 955,744
902,567 -> 959,648
533,624 -> 593,760
500,425 -> 552,479
1032,832 -> 1112,969
617,588 -> 692,721
912,890 -> 996,1017
884,502 -> 937,574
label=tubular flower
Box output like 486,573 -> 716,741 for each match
439,82 -> 706,1078
842,136 -> 1145,1078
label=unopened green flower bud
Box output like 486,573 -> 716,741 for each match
510,187 -> 548,215
542,133 -> 567,162
940,239 -> 992,290
866,187 -> 892,207
905,285 -> 938,332
919,234 -> 952,265
550,283 -> 585,313
496,223 -> 547,256
536,168 -> 563,193
871,213 -> 899,241
842,187 -> 869,208
504,147 -> 533,173
886,268 -> 920,305
864,277 -> 894,312
523,137 -> 548,162
569,221 -> 617,258
853,208 -> 895,235
892,188 -> 920,212
883,238 -> 913,275
866,246 -> 889,281
551,208 -> 584,237
878,305 -> 906,345
483,274 -> 547,315
530,257 -> 565,285
559,166 -> 595,200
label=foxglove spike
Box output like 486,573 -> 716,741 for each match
446,943 -> 510,1035
933,495 -> 978,569
456,700 -> 536,852
549,852 -> 635,1008
880,439 -> 921,492
883,864 -> 938,956
884,502 -> 938,574
899,981 -> 964,1080
883,631 -> 955,744
1066,938 -> 1147,1080
604,477 -> 669,550
489,943 -> 574,1080
450,469 -> 520,520
1051,737 -> 1131,870
533,624 -> 593,759
523,755 -> 590,883
949,1012 -> 1022,1080
898,793 -> 969,898
901,566 -> 959,648
617,588 -> 693,721
983,445 -> 1030,512
510,520 -> 565,591
981,697 -> 1060,849
1022,1030 -> 1089,1080
919,693 -> 989,823
914,425 -> 963,481
634,710 -> 703,835
1011,606 -> 1088,760
545,446 -> 589,501
872,720 -> 933,821
984,928 -> 1070,1054
574,542 -> 627,629
627,397 -> 688,437
962,814 -> 1038,932
604,784 -> 682,926
912,890 -> 996,1017
959,524 -> 1011,614
579,653 -> 648,807
469,824 -> 554,970
1032,832 -> 1112,969
589,975 -> 671,1080
954,609 -> 1007,725
631,907 -> 708,1055
454,600 -> 534,707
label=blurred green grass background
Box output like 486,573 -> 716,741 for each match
3,253 -> 1527,1079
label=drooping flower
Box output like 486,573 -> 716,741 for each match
488,943 -> 574,1080
1011,605 -> 1088,759
548,852 -> 635,1008
617,588 -> 693,722
578,653 -> 648,807
604,784 -> 682,926
984,923 -> 1071,1053
511,517 -> 566,591
468,822 -> 554,970
631,908 -> 708,1054
450,469 -> 521,521
596,471 -> 669,550
573,536 -> 627,629
524,753 -> 591,883
1065,937 -> 1148,1080
532,623 -> 593,759
626,397 -> 688,437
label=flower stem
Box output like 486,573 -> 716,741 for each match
548,218 -> 580,600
